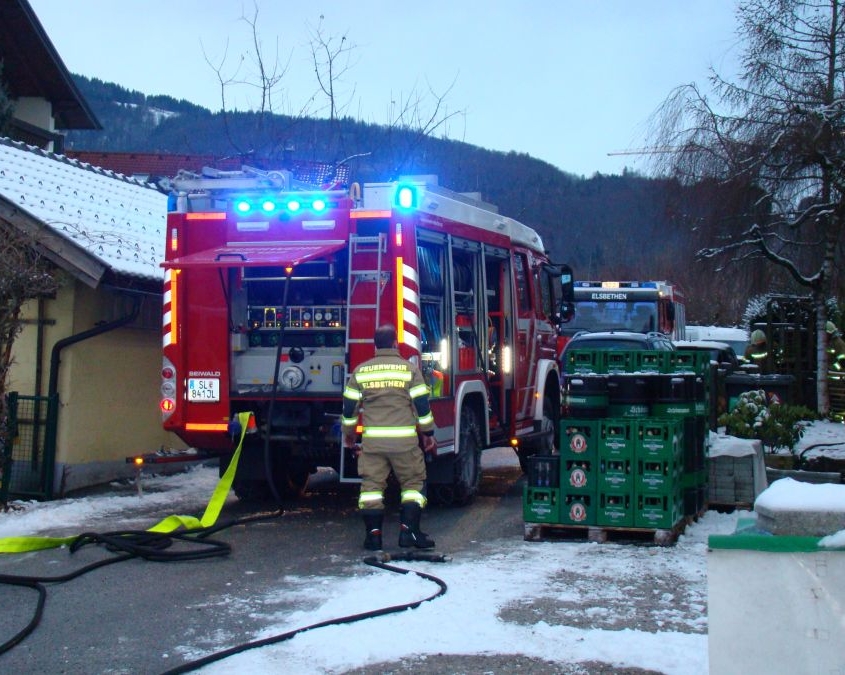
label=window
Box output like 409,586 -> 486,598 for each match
418,240 -> 447,396
514,253 -> 531,313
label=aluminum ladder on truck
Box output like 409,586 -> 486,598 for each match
339,232 -> 389,482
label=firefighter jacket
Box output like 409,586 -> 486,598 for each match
828,333 -> 845,371
341,348 -> 435,452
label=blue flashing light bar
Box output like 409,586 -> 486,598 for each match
230,196 -> 332,215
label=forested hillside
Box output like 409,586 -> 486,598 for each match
63,75 -> 790,324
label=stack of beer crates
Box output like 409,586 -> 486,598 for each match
523,346 -> 711,536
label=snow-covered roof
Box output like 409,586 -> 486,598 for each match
0,137 -> 167,286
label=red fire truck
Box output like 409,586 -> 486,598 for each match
560,280 -> 686,342
160,166 -> 573,504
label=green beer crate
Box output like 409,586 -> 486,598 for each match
636,351 -> 673,373
561,419 -> 599,461
598,419 -> 636,460
599,458 -> 633,494
681,468 -> 708,490
565,349 -> 604,374
636,419 -> 684,461
562,458 -> 596,494
671,350 -> 710,375
597,491 -> 634,527
564,375 -> 609,419
603,350 -> 636,374
635,493 -> 683,529
523,486 -> 561,524
526,455 -> 560,488
636,458 -> 682,495
560,492 -> 596,526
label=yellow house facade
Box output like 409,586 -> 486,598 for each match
1,138 -> 186,497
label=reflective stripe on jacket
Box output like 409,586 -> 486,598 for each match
341,348 -> 434,446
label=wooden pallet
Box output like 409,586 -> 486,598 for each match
523,521 -> 685,546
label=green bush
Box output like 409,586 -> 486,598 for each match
718,389 -> 818,452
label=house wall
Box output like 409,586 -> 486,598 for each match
13,97 -> 54,131
11,273 -> 75,395
11,276 -> 187,494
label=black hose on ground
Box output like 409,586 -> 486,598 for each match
798,441 -> 845,469
157,551 -> 450,675
0,511 -> 282,656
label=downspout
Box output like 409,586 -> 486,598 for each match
44,295 -> 141,498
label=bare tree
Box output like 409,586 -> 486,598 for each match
202,2 -> 310,161
380,77 -> 465,178
201,4 -> 465,175
0,225 -> 58,507
651,0 -> 845,413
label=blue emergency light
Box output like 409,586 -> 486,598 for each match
230,196 -> 331,215
396,185 -> 417,210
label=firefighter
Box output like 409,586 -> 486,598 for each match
743,329 -> 770,372
342,324 -> 437,551
826,321 -> 845,371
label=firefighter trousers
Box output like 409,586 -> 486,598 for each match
358,443 -> 426,510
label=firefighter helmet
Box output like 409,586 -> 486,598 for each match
750,329 -> 766,346
826,321 -> 838,335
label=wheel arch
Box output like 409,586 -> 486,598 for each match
454,379 -> 489,447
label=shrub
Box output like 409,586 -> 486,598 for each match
718,389 -> 818,452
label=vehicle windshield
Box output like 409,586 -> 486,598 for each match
567,301 -> 657,334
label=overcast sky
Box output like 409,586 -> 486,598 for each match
28,0 -> 741,177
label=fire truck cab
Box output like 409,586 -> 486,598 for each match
161,167 -> 572,504
561,280 -> 686,342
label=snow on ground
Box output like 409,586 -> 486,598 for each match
1,421 -> 844,674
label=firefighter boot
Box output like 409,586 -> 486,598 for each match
398,502 -> 435,549
361,510 -> 383,551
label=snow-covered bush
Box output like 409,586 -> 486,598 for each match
718,389 -> 817,452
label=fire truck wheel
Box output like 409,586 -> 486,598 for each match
536,394 -> 558,453
284,459 -> 312,496
270,457 -> 311,500
517,394 -> 558,472
233,479 -> 272,503
452,406 -> 483,505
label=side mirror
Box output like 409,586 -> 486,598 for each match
559,301 -> 575,323
559,264 -> 574,303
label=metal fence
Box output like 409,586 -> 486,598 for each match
0,393 -> 58,502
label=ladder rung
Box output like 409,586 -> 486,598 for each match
352,236 -> 383,245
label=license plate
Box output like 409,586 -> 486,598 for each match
188,378 -> 220,402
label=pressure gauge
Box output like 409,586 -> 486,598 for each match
279,366 -> 305,390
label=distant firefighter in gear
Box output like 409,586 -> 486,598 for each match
826,321 -> 845,371
342,324 -> 437,551
743,329 -> 771,373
